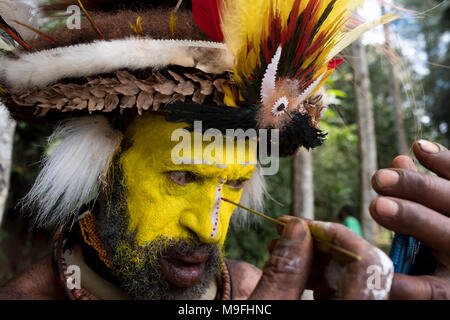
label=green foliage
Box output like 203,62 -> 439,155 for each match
7,122 -> 52,214
395,0 -> 449,145
313,110 -> 359,222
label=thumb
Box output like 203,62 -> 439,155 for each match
249,219 -> 313,300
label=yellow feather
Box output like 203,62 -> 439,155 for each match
223,85 -> 238,107
0,84 -> 6,95
129,16 -> 144,36
310,68 -> 334,97
221,0 -> 400,101
221,0 -> 367,83
169,11 -> 177,37
326,12 -> 401,61
221,0 -> 267,56
136,17 -> 143,35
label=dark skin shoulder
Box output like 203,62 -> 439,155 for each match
227,259 -> 262,300
0,256 -> 67,300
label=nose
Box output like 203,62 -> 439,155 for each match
179,179 -> 225,244
179,211 -> 222,244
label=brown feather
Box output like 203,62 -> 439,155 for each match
41,0 -> 181,12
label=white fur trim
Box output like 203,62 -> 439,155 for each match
21,115 -> 123,228
0,38 -> 233,91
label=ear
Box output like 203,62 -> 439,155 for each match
260,45 -> 282,105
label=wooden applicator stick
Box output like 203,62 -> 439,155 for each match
221,197 -> 361,262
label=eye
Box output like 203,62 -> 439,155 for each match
167,171 -> 197,186
271,96 -> 289,117
225,179 -> 247,190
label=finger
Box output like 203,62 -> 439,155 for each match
276,215 -> 291,235
391,155 -> 417,171
250,219 -> 313,300
276,215 -> 312,235
267,239 -> 279,253
414,140 -> 450,179
370,197 -> 450,253
306,219 -> 368,254
304,220 -> 394,299
390,273 -> 450,300
372,168 -> 450,216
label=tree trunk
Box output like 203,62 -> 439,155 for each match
382,5 -> 409,155
291,149 -> 314,219
352,40 -> 379,244
0,105 -> 15,226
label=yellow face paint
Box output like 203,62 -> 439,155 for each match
119,114 -> 256,247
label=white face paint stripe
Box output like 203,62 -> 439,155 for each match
210,178 -> 226,239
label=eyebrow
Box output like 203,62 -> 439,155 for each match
174,157 -> 256,167
162,162 -> 255,180
178,158 -> 229,168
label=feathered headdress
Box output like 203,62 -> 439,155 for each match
0,0 -> 400,156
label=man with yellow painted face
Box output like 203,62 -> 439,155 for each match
2,0 -> 450,301
0,0 -> 397,301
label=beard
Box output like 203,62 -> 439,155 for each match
95,168 -> 223,300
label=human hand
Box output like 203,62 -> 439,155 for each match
272,217 -> 393,300
248,219 -> 313,299
370,140 -> 450,299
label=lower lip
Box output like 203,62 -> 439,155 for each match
160,258 -> 206,288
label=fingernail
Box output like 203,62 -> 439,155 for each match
375,169 -> 399,188
418,139 -> 440,154
282,219 -> 307,240
375,198 -> 399,218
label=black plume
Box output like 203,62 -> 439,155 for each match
164,102 -> 257,134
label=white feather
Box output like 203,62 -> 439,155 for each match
260,46 -> 282,105
21,115 -> 123,228
295,71 -> 326,105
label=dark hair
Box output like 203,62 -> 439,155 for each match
338,204 -> 356,221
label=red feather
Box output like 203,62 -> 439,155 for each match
294,0 -> 321,63
192,0 -> 223,42
328,58 -> 344,70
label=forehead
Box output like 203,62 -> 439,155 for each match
124,114 -> 257,175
